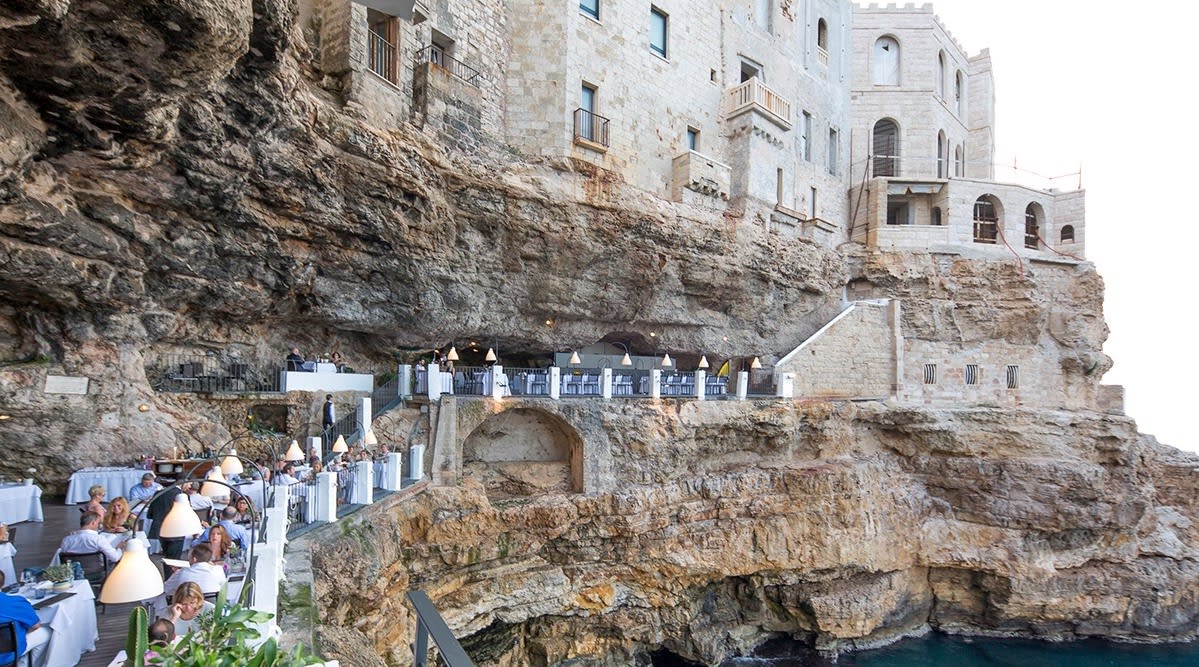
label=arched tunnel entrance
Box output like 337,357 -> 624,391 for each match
462,407 -> 584,498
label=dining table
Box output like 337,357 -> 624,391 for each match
17,578 -> 99,667
0,541 -> 15,589
0,482 -> 44,524
64,467 -> 148,504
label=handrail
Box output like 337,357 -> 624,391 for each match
408,590 -> 476,667
415,44 -> 481,88
724,78 -> 792,128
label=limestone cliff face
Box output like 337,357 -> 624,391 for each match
310,403 -> 1199,665
0,0 -> 842,482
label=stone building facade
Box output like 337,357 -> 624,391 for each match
302,0 -> 1100,408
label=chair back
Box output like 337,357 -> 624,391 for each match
0,620 -> 18,666
59,550 -> 109,593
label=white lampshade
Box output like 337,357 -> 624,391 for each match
661,354 -> 673,367
698,355 -> 710,369
99,539 -> 163,604
332,434 -> 349,453
484,347 -> 497,362
159,494 -> 203,538
220,448 -> 244,476
363,430 -> 378,446
750,356 -> 762,369
569,351 -> 581,365
284,439 -> 304,461
200,467 -> 227,497
621,352 -> 632,366
447,346 -> 459,361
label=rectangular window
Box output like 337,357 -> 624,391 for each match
801,111 -> 812,161
1006,365 -> 1019,389
687,127 -> 699,151
580,0 -> 599,20
828,128 -> 839,174
923,364 -> 937,385
776,168 -> 784,206
809,186 -> 817,219
578,83 -> 597,141
650,7 -> 668,58
965,364 -> 979,386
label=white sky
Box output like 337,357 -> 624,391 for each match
919,2 -> 1199,453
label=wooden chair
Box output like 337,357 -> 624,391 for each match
0,620 -> 34,667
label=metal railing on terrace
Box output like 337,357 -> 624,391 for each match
573,108 -> 610,147
505,367 -> 552,397
853,154 -> 1084,192
153,355 -> 282,394
725,78 -> 792,128
416,44 -> 482,88
368,29 -> 398,84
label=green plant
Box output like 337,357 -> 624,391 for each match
125,605 -> 149,667
44,563 -> 73,583
147,587 -> 323,667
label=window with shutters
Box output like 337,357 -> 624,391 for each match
873,36 -> 900,85
872,119 -> 899,176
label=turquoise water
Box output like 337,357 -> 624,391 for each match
717,634 -> 1199,666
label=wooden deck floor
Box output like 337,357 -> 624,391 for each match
13,498 -> 142,667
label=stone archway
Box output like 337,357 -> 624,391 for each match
462,407 -> 583,498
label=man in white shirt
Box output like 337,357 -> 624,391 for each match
59,512 -> 124,564
184,482 -> 215,517
157,543 -> 226,615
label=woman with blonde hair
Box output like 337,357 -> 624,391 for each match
102,496 -> 133,533
164,582 -> 213,636
83,485 -> 106,519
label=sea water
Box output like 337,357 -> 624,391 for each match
718,634 -> 1199,666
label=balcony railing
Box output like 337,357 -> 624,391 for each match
816,46 -> 829,67
725,78 -> 792,129
416,45 -> 481,88
153,355 -> 282,394
368,30 -> 397,84
573,108 -> 610,148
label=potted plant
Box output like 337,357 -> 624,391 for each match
43,563 -> 73,592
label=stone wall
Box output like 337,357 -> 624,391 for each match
775,300 -> 898,398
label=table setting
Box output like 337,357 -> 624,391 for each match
64,467 -> 149,504
9,576 -> 98,667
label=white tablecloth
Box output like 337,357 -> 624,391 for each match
315,362 -> 337,373
30,579 -> 98,667
65,468 -> 148,504
0,483 -> 43,524
0,542 -> 15,588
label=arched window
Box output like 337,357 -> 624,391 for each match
973,195 -> 1001,244
1060,225 -> 1075,243
936,51 -> 946,100
872,36 -> 900,85
872,119 -> 899,177
954,144 -> 964,177
817,19 -> 828,50
1024,203 -> 1044,249
932,206 -> 943,226
936,130 -> 947,178
954,70 -> 965,115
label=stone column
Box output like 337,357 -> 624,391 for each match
601,368 -> 613,398
427,368 -> 442,400
549,367 -> 561,399
354,460 -> 373,505
776,372 -> 795,398
695,369 -> 706,400
315,472 -> 337,522
650,369 -> 662,399
399,364 -> 413,399
356,397 -> 372,438
408,444 -> 425,480
737,371 -> 749,401
491,364 -> 506,400
383,452 -> 403,491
